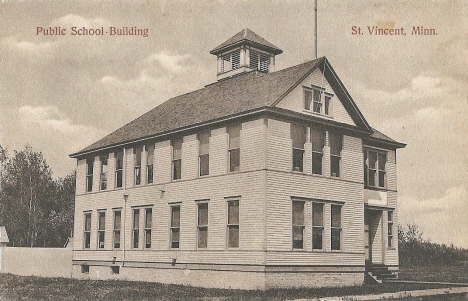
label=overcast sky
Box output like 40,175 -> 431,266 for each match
1,0 -> 467,248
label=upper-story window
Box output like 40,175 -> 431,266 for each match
86,158 -> 94,192
304,87 -> 332,116
227,125 -> 241,172
99,155 -> 108,191
364,149 -> 387,188
221,50 -> 241,72
134,146 -> 143,185
146,144 -> 154,184
329,133 -> 342,178
198,131 -> 210,176
249,50 -> 269,73
172,138 -> 182,180
311,128 -> 325,175
291,124 -> 306,172
115,151 -> 123,188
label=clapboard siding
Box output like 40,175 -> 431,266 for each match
155,141 -> 171,184
276,68 -> 356,126
125,147 -> 134,188
92,156 -> 100,192
73,171 -> 265,265
240,119 -> 265,171
266,251 -> 363,266
210,127 -> 228,176
182,134 -> 198,180
267,119 -> 291,172
76,159 -> 86,195
370,212 -> 383,264
107,152 -> 115,190
387,150 -> 397,191
343,135 -> 363,183
266,170 -> 364,261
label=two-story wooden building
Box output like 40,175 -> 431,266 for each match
70,28 -> 405,289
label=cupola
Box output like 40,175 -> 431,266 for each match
210,28 -> 283,80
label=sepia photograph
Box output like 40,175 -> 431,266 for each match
0,0 -> 467,300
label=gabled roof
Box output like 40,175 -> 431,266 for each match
210,28 -> 283,55
71,57 -> 401,158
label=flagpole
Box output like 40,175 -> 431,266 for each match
314,0 -> 318,59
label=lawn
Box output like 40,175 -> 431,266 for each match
0,272 -> 461,301
399,265 -> 468,284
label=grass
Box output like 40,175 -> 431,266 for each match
399,265 -> 468,283
0,272 -> 461,301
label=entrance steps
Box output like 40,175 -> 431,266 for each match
366,264 -> 398,284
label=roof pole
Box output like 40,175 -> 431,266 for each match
314,0 -> 318,59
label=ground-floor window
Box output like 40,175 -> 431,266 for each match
388,211 -> 394,248
197,202 -> 208,249
98,211 -> 106,249
292,201 -> 305,249
170,205 -> 180,249
132,209 -> 140,249
84,212 -> 91,249
331,205 -> 342,251
113,210 -> 121,249
312,203 -> 324,250
227,199 -> 239,248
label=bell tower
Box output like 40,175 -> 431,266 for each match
210,28 -> 283,81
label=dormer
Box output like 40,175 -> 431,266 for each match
210,28 -> 283,80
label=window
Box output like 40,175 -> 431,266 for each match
312,203 -> 324,250
197,203 -> 208,248
331,205 -> 342,251
198,131 -> 210,176
145,208 -> 152,248
86,158 -> 93,192
228,125 -> 241,172
364,150 -> 387,188
291,124 -> 306,172
304,89 -> 312,110
115,151 -> 123,188
81,265 -> 89,274
249,50 -> 270,73
84,212 -> 91,249
170,205 -> 180,249
111,266 -> 120,274
134,146 -> 142,185
292,201 -> 305,249
146,144 -> 154,184
221,50 -> 241,72
132,209 -> 140,249
172,138 -> 182,180
227,200 -> 239,248
98,211 -> 105,249
329,133 -> 342,177
311,128 -> 325,175
388,211 -> 394,248
113,211 -> 121,249
304,88 -> 332,116
100,155 -> 108,191
313,90 -> 322,113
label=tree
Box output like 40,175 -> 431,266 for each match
0,145 -> 75,247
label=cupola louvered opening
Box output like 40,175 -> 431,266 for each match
221,50 -> 241,73
249,50 -> 270,73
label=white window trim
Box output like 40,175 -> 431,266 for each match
226,198 -> 240,249
302,86 -> 334,118
196,200 -> 209,249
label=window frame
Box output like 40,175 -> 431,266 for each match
364,149 -> 388,189
113,210 -> 121,249
171,138 -> 182,181
132,208 -> 140,249
227,125 -> 241,173
83,212 -> 91,249
291,124 -> 306,173
99,155 -> 108,191
329,133 -> 343,178
331,204 -> 342,251
312,202 -> 324,250
292,200 -> 305,250
303,87 -> 333,117
198,131 -> 210,177
221,49 -> 241,73
226,199 -> 240,249
134,146 -> 143,186
170,204 -> 181,249
311,128 -> 326,175
115,151 -> 123,189
249,50 -> 270,73
86,158 -> 94,193
197,201 -> 209,249
387,211 -> 394,248
146,144 -> 154,184
97,210 -> 106,249
144,208 -> 152,249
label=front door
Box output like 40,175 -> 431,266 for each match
364,210 -> 372,264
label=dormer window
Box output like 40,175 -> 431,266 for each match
221,50 -> 241,73
249,50 -> 270,73
304,87 -> 332,116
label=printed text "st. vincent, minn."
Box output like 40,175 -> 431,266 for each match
351,25 -> 437,36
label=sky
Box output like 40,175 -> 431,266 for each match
1,0 -> 467,248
